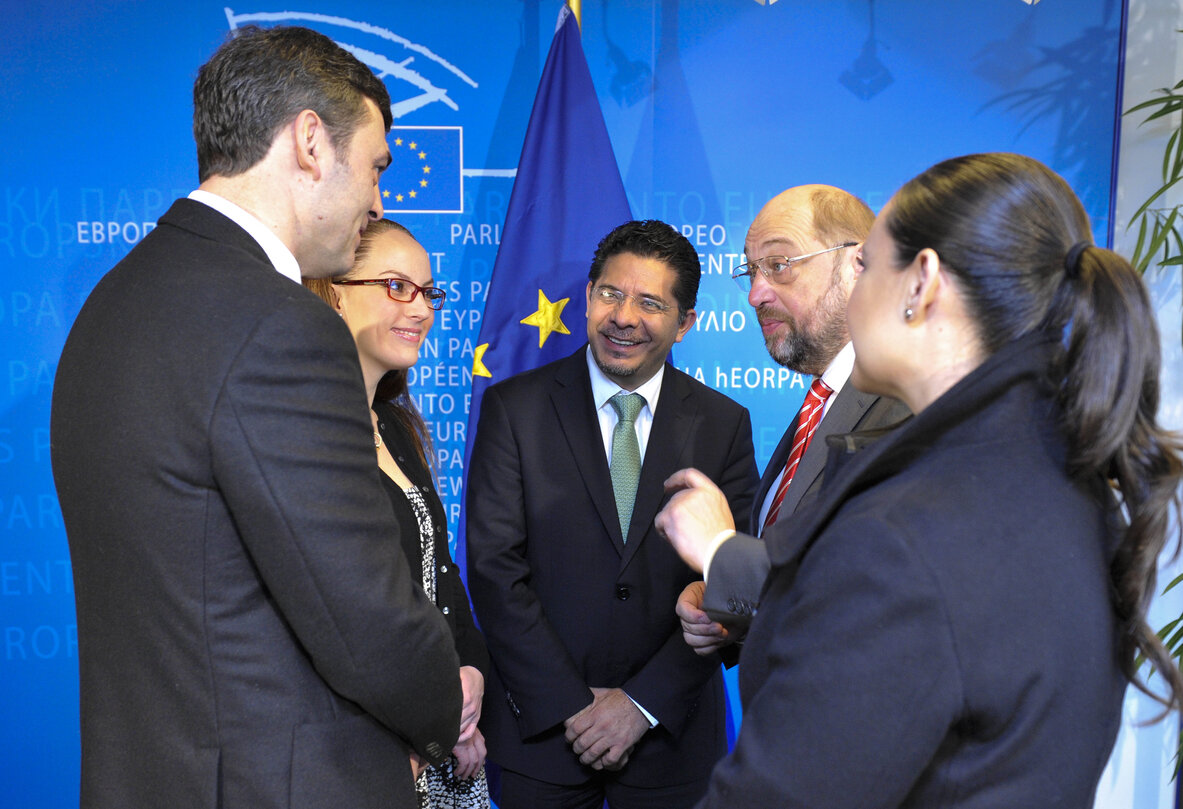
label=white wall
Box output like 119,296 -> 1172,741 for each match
1096,1 -> 1183,806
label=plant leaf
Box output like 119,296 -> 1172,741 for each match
1165,571 -> 1183,594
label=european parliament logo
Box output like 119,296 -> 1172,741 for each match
383,127 -> 463,215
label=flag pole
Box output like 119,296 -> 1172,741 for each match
568,0 -> 581,29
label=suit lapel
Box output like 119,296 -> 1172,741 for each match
551,351 -> 625,553
780,385 -> 878,517
751,410 -> 801,534
622,366 -> 694,565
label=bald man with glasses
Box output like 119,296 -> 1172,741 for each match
674,185 -> 910,654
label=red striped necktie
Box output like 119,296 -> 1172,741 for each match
761,377 -> 834,533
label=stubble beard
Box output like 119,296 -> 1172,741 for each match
761,282 -> 850,377
590,332 -> 642,382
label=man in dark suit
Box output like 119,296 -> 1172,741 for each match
465,220 -> 758,808
51,27 -> 460,809
674,185 -> 909,649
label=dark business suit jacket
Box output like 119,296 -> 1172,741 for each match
465,348 -> 758,787
704,377 -> 909,623
51,199 -> 460,809
699,333 -> 1126,807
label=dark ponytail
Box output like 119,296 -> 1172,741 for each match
1055,245 -> 1183,707
887,153 -> 1183,710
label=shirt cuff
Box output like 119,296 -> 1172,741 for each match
625,693 -> 659,729
702,529 -> 737,583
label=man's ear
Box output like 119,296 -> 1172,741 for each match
292,109 -> 328,181
850,243 -> 866,279
674,308 -> 697,342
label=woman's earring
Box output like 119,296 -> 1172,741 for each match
904,307 -> 914,321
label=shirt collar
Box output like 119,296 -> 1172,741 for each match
586,346 -> 665,413
819,341 -> 855,395
188,189 -> 302,284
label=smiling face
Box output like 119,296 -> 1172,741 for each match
301,98 -> 392,279
585,252 -> 695,390
744,188 -> 856,376
333,228 -> 435,389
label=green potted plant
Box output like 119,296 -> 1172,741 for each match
1125,73 -> 1183,275
1125,57 -> 1183,772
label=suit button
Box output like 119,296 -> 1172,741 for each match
615,585 -> 630,601
442,606 -> 450,615
440,564 -> 448,573
727,598 -> 738,612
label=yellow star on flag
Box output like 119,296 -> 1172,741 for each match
472,343 -> 492,378
520,290 -> 571,348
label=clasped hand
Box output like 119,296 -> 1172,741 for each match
563,687 -> 649,771
452,665 -> 486,780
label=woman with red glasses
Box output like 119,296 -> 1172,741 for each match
307,219 -> 489,809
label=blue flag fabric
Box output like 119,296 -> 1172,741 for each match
458,3 -> 631,569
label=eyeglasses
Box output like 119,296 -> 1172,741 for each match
731,242 -> 858,291
332,278 -> 447,310
590,285 -> 675,317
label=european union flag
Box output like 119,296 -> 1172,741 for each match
382,126 -> 463,214
457,3 -> 631,562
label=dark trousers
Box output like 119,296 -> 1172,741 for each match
494,766 -> 709,809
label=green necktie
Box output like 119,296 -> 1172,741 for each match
609,392 -> 645,541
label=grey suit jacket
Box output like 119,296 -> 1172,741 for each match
52,199 -> 460,809
704,382 -> 909,625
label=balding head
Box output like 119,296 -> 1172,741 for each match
747,185 -> 873,256
742,185 -> 873,376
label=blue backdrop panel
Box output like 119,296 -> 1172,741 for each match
1,1 -> 1123,806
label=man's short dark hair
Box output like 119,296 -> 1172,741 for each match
588,220 -> 701,316
193,25 -> 392,182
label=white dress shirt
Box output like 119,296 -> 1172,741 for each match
586,346 -> 666,464
188,189 -> 302,284
584,346 -> 667,728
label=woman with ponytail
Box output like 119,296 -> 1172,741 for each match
657,152 -> 1182,807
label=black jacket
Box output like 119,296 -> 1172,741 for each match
375,400 -> 488,674
52,199 -> 460,809
701,333 -> 1125,808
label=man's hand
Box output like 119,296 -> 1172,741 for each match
656,467 -> 735,573
676,581 -> 731,656
563,687 -> 650,771
452,727 -> 487,780
457,665 -> 485,743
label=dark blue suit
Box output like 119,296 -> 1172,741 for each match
466,347 -> 757,799
52,199 -> 460,809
